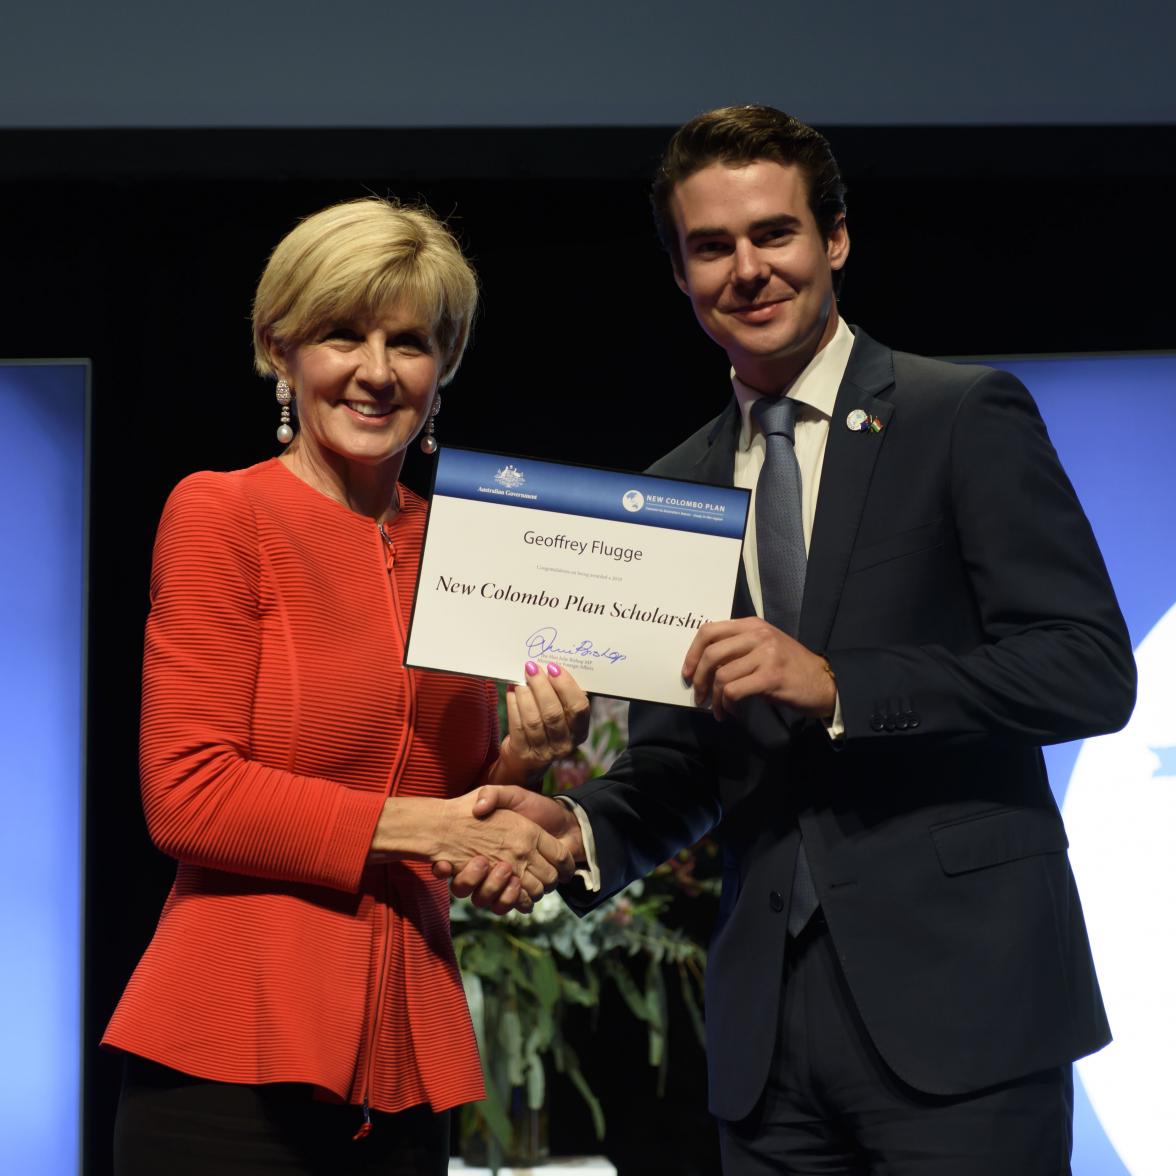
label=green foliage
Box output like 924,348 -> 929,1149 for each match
454,879 -> 708,1158
453,695 -> 717,1164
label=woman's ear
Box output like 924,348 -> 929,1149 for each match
264,332 -> 289,381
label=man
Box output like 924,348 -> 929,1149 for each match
448,106 -> 1136,1173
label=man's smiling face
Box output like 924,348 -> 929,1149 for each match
670,159 -> 849,392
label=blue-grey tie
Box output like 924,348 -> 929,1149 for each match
752,395 -> 819,936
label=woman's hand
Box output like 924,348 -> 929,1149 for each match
494,662 -> 590,786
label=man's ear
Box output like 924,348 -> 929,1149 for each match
672,260 -> 689,295
827,217 -> 850,272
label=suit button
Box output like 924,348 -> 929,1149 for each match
907,712 -> 920,728
769,890 -> 784,913
869,712 -> 884,732
883,716 -> 896,732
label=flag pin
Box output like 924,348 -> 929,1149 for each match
847,409 -> 883,434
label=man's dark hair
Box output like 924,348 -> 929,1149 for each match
651,105 -> 848,273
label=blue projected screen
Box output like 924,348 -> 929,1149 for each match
982,354 -> 1175,1176
0,362 -> 87,1175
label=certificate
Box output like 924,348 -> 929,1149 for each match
405,449 -> 750,707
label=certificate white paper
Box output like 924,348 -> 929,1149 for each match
405,449 -> 750,707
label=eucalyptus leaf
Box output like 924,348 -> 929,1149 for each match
604,957 -> 652,1024
572,918 -> 600,963
555,1038 -> 606,1140
533,1002 -> 555,1053
645,957 -> 669,1090
549,921 -> 576,958
557,973 -> 598,1007
524,1028 -> 546,1111
531,948 -> 560,1012
463,972 -> 486,1053
471,1079 -> 513,1151
678,963 -> 707,1048
498,1007 -> 524,1087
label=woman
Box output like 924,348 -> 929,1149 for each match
103,197 -> 588,1175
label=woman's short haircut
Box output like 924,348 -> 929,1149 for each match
651,105 -> 848,274
252,197 -> 478,386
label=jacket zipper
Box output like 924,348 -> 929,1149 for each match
354,521 -> 417,1138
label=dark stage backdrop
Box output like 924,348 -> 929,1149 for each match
0,123 -> 1172,1176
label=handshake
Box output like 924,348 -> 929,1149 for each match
372,662 -> 590,914
432,784 -> 586,916
431,659 -> 592,914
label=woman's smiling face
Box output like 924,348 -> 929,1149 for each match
275,304 -> 441,476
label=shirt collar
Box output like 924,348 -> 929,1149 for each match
733,317 -> 855,450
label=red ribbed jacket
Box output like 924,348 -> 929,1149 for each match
103,459 -> 493,1113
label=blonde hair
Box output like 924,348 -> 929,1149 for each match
252,197 -> 478,386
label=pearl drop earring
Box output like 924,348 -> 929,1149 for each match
275,380 -> 294,445
420,394 -> 441,455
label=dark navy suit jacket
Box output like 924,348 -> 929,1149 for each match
564,327 -> 1135,1122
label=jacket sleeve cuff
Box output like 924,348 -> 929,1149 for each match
317,788 -> 388,892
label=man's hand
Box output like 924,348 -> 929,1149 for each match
682,617 -> 837,722
434,785 -> 584,915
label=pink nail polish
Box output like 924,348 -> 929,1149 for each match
546,663 -> 562,678
525,660 -> 539,676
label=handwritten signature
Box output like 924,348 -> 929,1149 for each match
525,626 -> 628,665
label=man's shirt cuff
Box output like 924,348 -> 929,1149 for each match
823,691 -> 845,742
554,796 -> 601,892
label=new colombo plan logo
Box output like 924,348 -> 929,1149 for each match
622,490 -> 645,513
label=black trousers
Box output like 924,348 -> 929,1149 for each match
113,1056 -> 450,1176
719,916 -> 1074,1176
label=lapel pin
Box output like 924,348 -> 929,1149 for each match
846,409 -> 884,434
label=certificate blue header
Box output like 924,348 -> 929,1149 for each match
434,448 -> 749,540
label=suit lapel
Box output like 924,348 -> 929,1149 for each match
799,328 -> 896,652
691,397 -> 740,483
